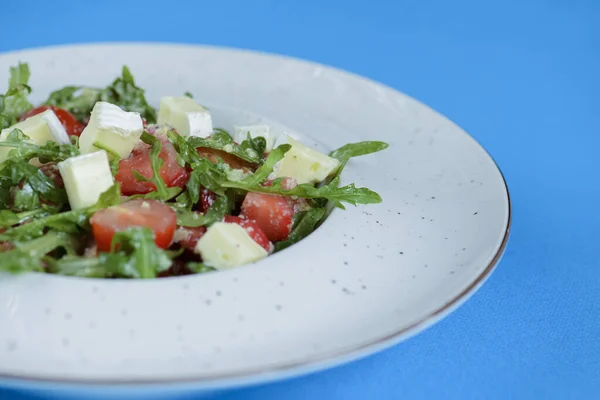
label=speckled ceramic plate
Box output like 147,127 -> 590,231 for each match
0,43 -> 510,389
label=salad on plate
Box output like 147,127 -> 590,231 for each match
0,63 -> 388,278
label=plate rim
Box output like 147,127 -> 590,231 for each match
0,41 -> 511,388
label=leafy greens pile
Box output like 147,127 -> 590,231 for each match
0,63 -> 388,278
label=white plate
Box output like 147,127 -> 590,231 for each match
0,43 -> 510,388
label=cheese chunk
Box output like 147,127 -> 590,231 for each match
157,96 -> 212,138
194,222 -> 268,269
78,102 -> 143,158
58,150 -> 114,210
0,110 -> 70,162
233,125 -> 274,151
273,137 -> 340,184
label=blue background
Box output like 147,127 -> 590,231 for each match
1,0 -> 599,399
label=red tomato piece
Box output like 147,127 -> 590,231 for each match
115,141 -> 189,196
174,226 -> 207,252
223,215 -> 273,252
20,105 -> 85,137
90,199 -> 177,252
240,192 -> 294,242
200,186 -> 217,212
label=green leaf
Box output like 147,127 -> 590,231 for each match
0,208 -> 48,228
0,128 -> 80,163
0,63 -> 33,129
45,253 -> 129,278
328,141 -> 389,180
168,130 -> 230,195
186,262 -> 216,274
176,194 -> 233,227
11,182 -> 41,212
223,175 -> 381,209
109,227 -> 172,279
0,184 -> 120,241
93,141 -> 121,175
44,86 -> 102,121
0,208 -> 88,241
188,129 -> 265,164
8,63 -> 30,89
273,207 -> 327,252
0,155 -> 68,207
90,183 -> 122,210
99,66 -> 156,123
239,144 -> 291,187
329,141 -> 389,162
0,231 -> 78,273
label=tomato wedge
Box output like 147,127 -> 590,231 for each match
199,186 -> 217,212
240,192 -> 294,242
90,199 -> 177,252
115,140 -> 189,195
20,105 -> 85,136
223,215 -> 272,252
174,226 -> 207,252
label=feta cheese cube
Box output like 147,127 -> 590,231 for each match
58,150 -> 114,210
0,109 -> 70,162
194,222 -> 268,269
78,101 -> 144,158
233,125 -> 274,151
273,137 -> 340,184
157,96 -> 212,138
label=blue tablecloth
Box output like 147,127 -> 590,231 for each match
1,1 -> 598,399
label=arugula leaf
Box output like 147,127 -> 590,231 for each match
0,231 -> 77,273
91,183 -> 122,210
176,194 -> 233,227
0,183 -> 120,241
329,141 -> 389,162
47,226 -> 171,279
168,130 -> 230,195
274,207 -> 327,252
0,129 -> 80,163
188,129 -> 265,163
109,227 -> 172,279
328,141 -> 389,180
237,144 -> 290,187
0,208 -> 48,228
0,157 -> 67,207
0,63 -> 33,129
45,253 -> 129,278
223,176 -> 381,209
93,141 -> 120,174
99,66 -> 156,123
187,262 -> 216,274
11,182 -> 41,212
8,63 -> 30,89
44,86 -> 101,122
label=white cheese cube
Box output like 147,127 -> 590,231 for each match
157,96 -> 212,138
58,150 -> 114,210
273,137 -> 340,184
0,110 -> 70,162
233,125 -> 274,151
78,101 -> 143,158
194,222 -> 268,269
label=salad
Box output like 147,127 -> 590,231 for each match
0,63 -> 388,278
